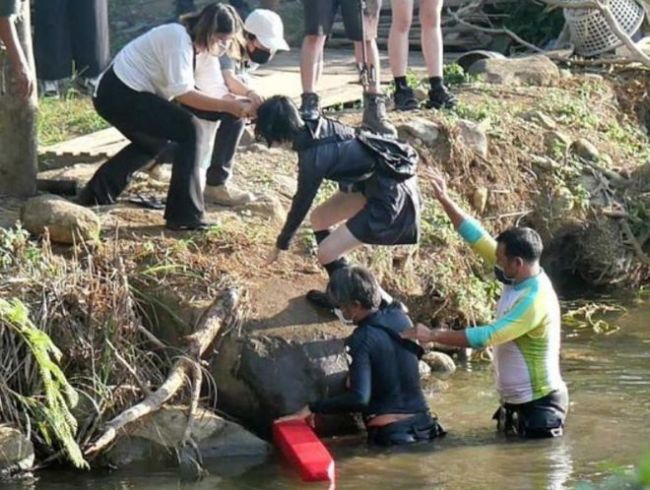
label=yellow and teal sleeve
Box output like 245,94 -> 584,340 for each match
465,281 -> 543,348
457,218 -> 497,267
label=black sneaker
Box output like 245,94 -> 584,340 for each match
306,289 -> 335,310
425,86 -> 457,110
393,87 -> 419,111
165,221 -> 213,231
299,92 -> 320,121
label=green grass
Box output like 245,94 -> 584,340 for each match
37,92 -> 108,147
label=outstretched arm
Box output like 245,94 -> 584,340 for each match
429,170 -> 497,267
0,15 -> 34,98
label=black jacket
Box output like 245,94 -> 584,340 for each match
309,304 -> 429,420
276,118 -> 378,250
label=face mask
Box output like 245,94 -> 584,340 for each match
494,265 -> 515,286
248,46 -> 272,64
334,308 -> 355,326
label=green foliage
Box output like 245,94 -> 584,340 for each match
489,0 -> 565,48
443,64 -> 480,86
576,451 -> 650,488
0,298 -> 88,469
38,93 -> 108,147
0,225 -> 41,269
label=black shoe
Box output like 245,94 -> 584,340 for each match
299,92 -> 320,121
393,87 -> 419,111
425,86 -> 457,110
306,289 -> 335,310
165,221 -> 212,231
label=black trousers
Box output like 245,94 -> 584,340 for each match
366,412 -> 446,446
494,388 -> 569,439
80,68 -> 204,226
33,0 -> 110,80
188,109 -> 245,187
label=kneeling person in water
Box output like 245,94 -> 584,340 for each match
256,96 -> 421,307
277,266 -> 445,446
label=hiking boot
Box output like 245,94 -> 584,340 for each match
204,184 -> 255,206
393,87 -> 419,111
306,289 -> 335,310
299,92 -> 320,121
425,85 -> 458,110
362,92 -> 397,138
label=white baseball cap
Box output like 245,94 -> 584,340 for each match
244,9 -> 290,53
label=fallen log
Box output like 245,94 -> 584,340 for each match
84,288 -> 240,457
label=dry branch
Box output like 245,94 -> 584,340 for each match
84,288 -> 240,457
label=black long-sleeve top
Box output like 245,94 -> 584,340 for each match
309,305 -> 429,420
275,118 -> 377,251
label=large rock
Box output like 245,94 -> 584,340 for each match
210,276 -> 359,436
397,118 -> 441,146
421,352 -> 456,379
102,406 -> 268,468
20,194 -> 101,244
468,55 -> 560,86
456,120 -> 488,158
0,426 -> 34,475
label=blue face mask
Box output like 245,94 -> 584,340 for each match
494,265 -> 515,286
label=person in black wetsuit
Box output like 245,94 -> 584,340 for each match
276,266 -> 445,446
256,95 -> 421,306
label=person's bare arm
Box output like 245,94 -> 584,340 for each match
222,69 -> 263,108
175,89 -> 251,117
0,16 -> 34,98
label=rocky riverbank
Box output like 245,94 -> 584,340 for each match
1,59 -> 649,478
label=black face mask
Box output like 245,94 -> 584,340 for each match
494,265 -> 515,286
248,46 -> 272,64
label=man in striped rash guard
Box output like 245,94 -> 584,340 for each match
406,171 -> 568,439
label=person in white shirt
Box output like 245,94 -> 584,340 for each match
77,3 -> 251,231
191,9 -> 289,206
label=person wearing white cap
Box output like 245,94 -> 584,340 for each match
195,8 -> 290,206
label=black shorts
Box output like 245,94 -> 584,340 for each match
494,388 -> 569,439
301,0 -> 380,41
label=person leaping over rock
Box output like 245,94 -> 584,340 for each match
257,95 -> 420,308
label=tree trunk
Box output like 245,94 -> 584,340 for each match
0,0 -> 37,198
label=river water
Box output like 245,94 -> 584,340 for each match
8,304 -> 650,490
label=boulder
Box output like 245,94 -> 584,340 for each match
210,276 -> 360,436
456,120 -> 488,158
236,194 -> 286,224
570,138 -> 600,162
0,426 -> 34,475
20,194 -> 101,244
397,118 -> 441,146
468,55 -> 560,87
102,406 -> 269,468
421,352 -> 456,379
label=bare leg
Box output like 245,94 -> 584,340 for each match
388,0 -> 414,78
310,190 -> 367,233
318,225 -> 363,265
300,34 -> 327,93
420,0 -> 443,78
354,9 -> 381,94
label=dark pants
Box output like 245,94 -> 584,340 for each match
187,109 -> 245,187
366,412 -> 446,446
494,388 -> 569,439
80,68 -> 204,226
33,0 -> 109,80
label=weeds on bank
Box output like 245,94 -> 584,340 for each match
38,92 -> 108,147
